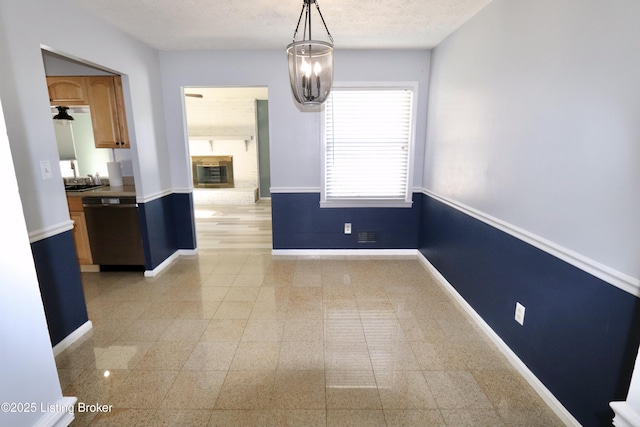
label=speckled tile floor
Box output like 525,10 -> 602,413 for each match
55,202 -> 566,426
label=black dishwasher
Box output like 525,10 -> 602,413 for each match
83,197 -> 145,266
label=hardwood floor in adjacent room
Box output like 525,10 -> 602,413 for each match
194,199 -> 272,252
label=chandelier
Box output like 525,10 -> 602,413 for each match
286,0 -> 334,106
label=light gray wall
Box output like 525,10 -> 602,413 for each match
424,0 -> 640,281
0,97 -> 65,427
42,51 -> 116,76
159,50 -> 431,192
0,0 -> 170,234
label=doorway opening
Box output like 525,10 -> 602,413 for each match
183,87 -> 272,252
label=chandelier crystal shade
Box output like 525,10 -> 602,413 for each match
287,0 -> 334,106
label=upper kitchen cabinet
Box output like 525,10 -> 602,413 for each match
47,76 -> 89,105
86,76 -> 130,149
47,75 -> 130,149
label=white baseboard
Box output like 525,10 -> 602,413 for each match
271,249 -> 418,257
33,396 -> 76,427
52,321 -> 93,357
144,251 -> 179,277
611,401 -> 640,427
144,249 -> 198,277
416,252 -> 580,427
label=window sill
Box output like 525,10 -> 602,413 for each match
320,199 -> 413,209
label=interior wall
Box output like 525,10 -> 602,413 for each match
0,0 -> 171,237
160,50 -> 430,250
43,51 -> 134,179
423,0 -> 640,283
42,52 -> 116,76
185,94 -> 261,189
0,0 -> 185,343
421,0 -> 640,424
159,49 -> 431,192
0,98 -> 68,427
186,96 -> 258,137
256,99 -> 271,197
419,193 -> 640,426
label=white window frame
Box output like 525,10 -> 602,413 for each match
321,82 -> 418,208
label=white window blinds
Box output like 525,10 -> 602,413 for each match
323,88 -> 414,205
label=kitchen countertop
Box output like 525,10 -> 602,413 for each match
65,185 -> 136,198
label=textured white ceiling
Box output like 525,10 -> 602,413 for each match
69,0 -> 492,50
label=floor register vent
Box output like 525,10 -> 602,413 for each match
357,231 -> 378,244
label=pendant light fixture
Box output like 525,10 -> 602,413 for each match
287,0 -> 334,106
53,106 -> 74,122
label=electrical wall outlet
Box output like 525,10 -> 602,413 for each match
344,223 -> 352,234
515,302 -> 525,325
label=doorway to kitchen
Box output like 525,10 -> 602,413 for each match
183,87 -> 272,251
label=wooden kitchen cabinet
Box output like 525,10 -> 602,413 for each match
47,75 -> 130,149
86,76 -> 130,149
47,76 -> 90,105
67,197 -> 93,265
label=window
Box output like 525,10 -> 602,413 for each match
321,85 -> 416,208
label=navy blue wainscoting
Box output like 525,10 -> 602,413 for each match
272,192 -> 421,250
30,231 -> 89,346
138,192 -> 196,270
418,193 -> 640,427
171,192 -> 197,250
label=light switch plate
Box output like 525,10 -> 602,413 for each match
344,223 -> 352,234
40,160 -> 52,180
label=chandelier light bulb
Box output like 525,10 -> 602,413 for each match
302,58 -> 312,77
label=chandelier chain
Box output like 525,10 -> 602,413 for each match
315,1 -> 334,44
291,0 -> 333,44
291,3 -> 306,42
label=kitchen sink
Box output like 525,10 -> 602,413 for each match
64,184 -> 107,192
